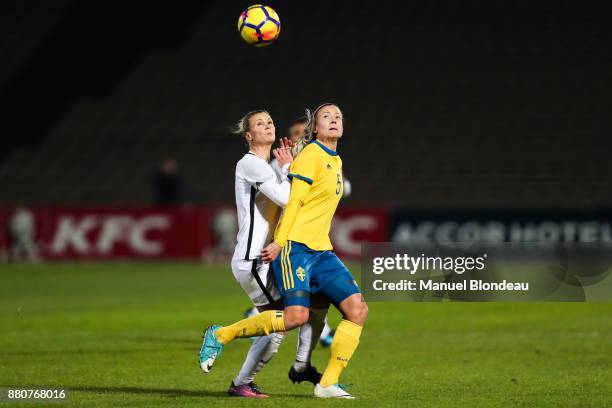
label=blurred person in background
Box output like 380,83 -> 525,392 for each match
203,208 -> 238,262
153,157 -> 182,206
8,207 -> 39,262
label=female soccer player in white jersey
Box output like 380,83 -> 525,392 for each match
200,104 -> 368,399
217,110 -> 292,398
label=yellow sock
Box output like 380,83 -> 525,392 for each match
320,319 -> 363,387
215,310 -> 285,345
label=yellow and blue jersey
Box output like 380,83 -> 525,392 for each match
271,139 -> 360,307
273,140 -> 344,250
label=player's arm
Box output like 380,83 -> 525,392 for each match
270,158 -> 285,183
241,157 -> 281,202
258,176 -> 290,207
261,158 -> 291,207
258,141 -> 293,207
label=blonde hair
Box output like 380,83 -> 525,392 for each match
231,110 -> 269,142
293,103 -> 341,156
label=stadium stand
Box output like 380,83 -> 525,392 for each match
0,0 -> 610,208
0,0 -> 75,92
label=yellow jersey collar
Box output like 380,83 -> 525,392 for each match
312,140 -> 338,156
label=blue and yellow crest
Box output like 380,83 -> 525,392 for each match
296,266 -> 306,282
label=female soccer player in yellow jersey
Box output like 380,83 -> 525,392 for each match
199,103 -> 367,399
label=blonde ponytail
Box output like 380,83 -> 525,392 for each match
231,110 -> 269,143
292,108 -> 314,156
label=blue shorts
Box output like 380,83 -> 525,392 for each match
272,241 -> 361,308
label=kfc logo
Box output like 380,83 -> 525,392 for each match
50,215 -> 170,255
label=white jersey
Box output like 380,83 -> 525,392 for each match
233,153 -> 290,261
270,158 -> 283,183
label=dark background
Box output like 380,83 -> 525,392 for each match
1,0 -> 611,209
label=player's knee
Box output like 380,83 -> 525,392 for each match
345,299 -> 368,326
354,301 -> 368,324
283,306 -> 309,329
293,308 -> 309,327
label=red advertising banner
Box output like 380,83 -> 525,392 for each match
331,208 -> 390,260
0,206 -> 388,261
0,207 -> 218,260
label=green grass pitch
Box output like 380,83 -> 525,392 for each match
0,262 -> 611,407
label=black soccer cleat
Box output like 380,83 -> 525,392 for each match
288,364 -> 323,385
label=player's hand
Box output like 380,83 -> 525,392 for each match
279,137 -> 293,150
261,242 -> 282,263
273,143 -> 293,167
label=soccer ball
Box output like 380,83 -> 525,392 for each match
237,4 -> 281,47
